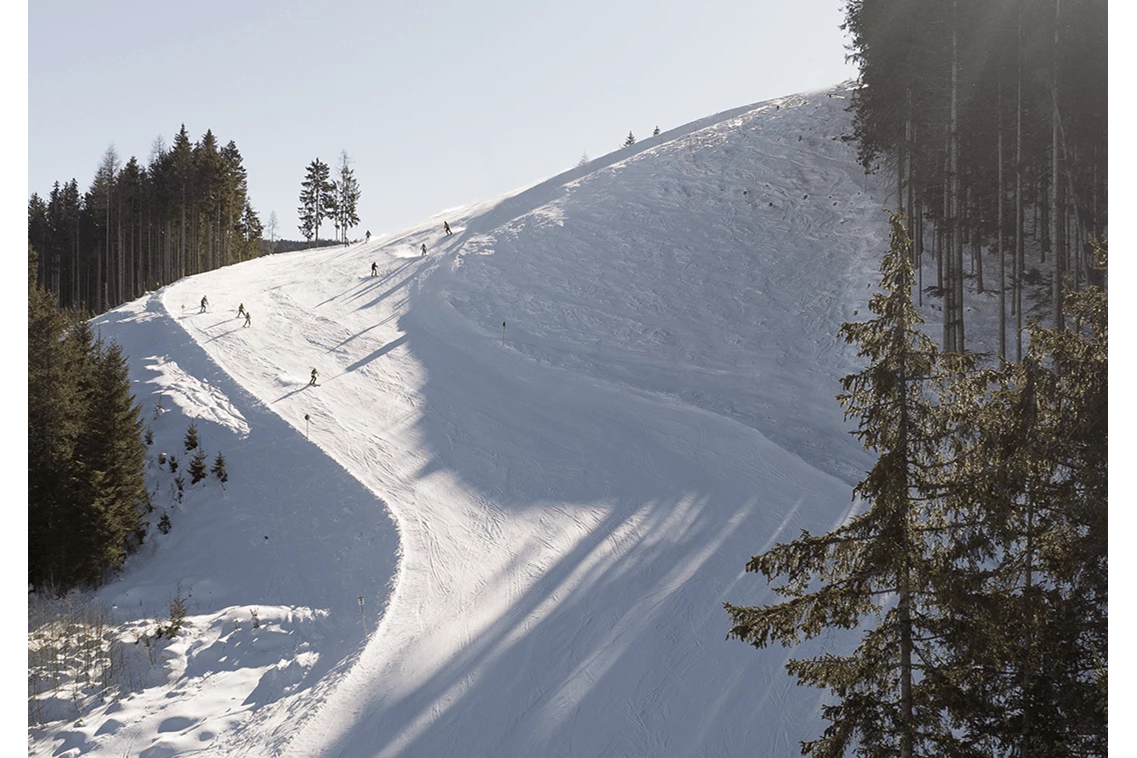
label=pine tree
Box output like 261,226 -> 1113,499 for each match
298,158 -> 335,245
189,449 -> 208,484
652,125 -> 660,136
932,260 -> 1107,756
725,215 -> 962,757
184,422 -> 199,451
623,131 -> 636,147
211,452 -> 228,484
28,246 -> 150,590
74,341 -> 151,582
28,247 -> 84,589
334,150 -> 362,244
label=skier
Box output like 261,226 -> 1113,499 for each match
237,302 -> 246,318
200,295 -> 208,313
309,368 -> 319,386
443,221 -> 452,236
366,230 -> 371,242
243,310 -> 252,328
371,261 -> 378,277
421,243 -> 427,257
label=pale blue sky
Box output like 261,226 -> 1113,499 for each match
28,0 -> 857,240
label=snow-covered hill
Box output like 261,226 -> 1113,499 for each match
30,82 -> 975,757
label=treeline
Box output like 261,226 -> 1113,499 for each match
29,248 -> 151,593
267,238 -> 346,255
28,125 -> 264,315
844,0 -> 1106,359
727,217 -> 1106,757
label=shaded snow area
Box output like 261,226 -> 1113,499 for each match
31,83 -> 1005,757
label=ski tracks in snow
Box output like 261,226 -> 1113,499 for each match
106,82 -> 886,758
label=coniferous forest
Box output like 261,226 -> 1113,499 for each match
843,0 -> 1106,361
28,247 -> 151,593
726,2 -> 1107,754
27,125 -> 264,316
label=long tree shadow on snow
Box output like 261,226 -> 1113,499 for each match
306,300 -> 859,756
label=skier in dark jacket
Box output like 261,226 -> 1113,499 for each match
309,368 -> 319,386
443,221 -> 452,236
371,262 -> 378,277
421,243 -> 427,257
200,295 -> 209,313
366,230 -> 371,242
237,303 -> 246,318
243,311 -> 251,328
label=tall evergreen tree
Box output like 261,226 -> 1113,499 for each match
725,216 -> 963,757
28,247 -> 84,589
931,263 -> 1107,756
72,340 -> 150,583
298,158 -> 335,245
28,246 -> 150,591
334,150 -> 362,244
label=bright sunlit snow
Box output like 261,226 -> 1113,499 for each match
30,83 -> 1003,757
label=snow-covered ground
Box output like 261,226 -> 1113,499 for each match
29,82 -> 1009,757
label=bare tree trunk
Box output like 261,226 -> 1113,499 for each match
1049,0 -> 1064,330
942,151 -> 952,351
972,189 -> 984,293
1015,26 -> 1025,361
948,10 -> 964,353
998,89 -> 1006,361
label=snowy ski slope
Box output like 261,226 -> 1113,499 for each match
31,82 -> 922,757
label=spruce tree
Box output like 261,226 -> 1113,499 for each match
334,150 -> 361,244
932,265 -> 1107,756
28,247 -> 83,589
189,449 -> 208,484
725,215 -> 961,757
28,246 -> 150,591
184,422 -> 199,451
73,340 -> 151,584
211,452 -> 228,484
623,131 -> 636,147
298,158 -> 335,245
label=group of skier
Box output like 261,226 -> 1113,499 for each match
236,302 -> 251,328
366,222 -> 454,273
194,220 -> 457,390
199,295 -> 251,327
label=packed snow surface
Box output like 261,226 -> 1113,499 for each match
30,83 -> 957,756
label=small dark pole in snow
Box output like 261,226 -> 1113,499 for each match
359,596 -> 367,635
305,414 -> 310,440
502,321 -> 506,346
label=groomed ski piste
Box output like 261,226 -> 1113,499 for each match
30,82 -> 1006,757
